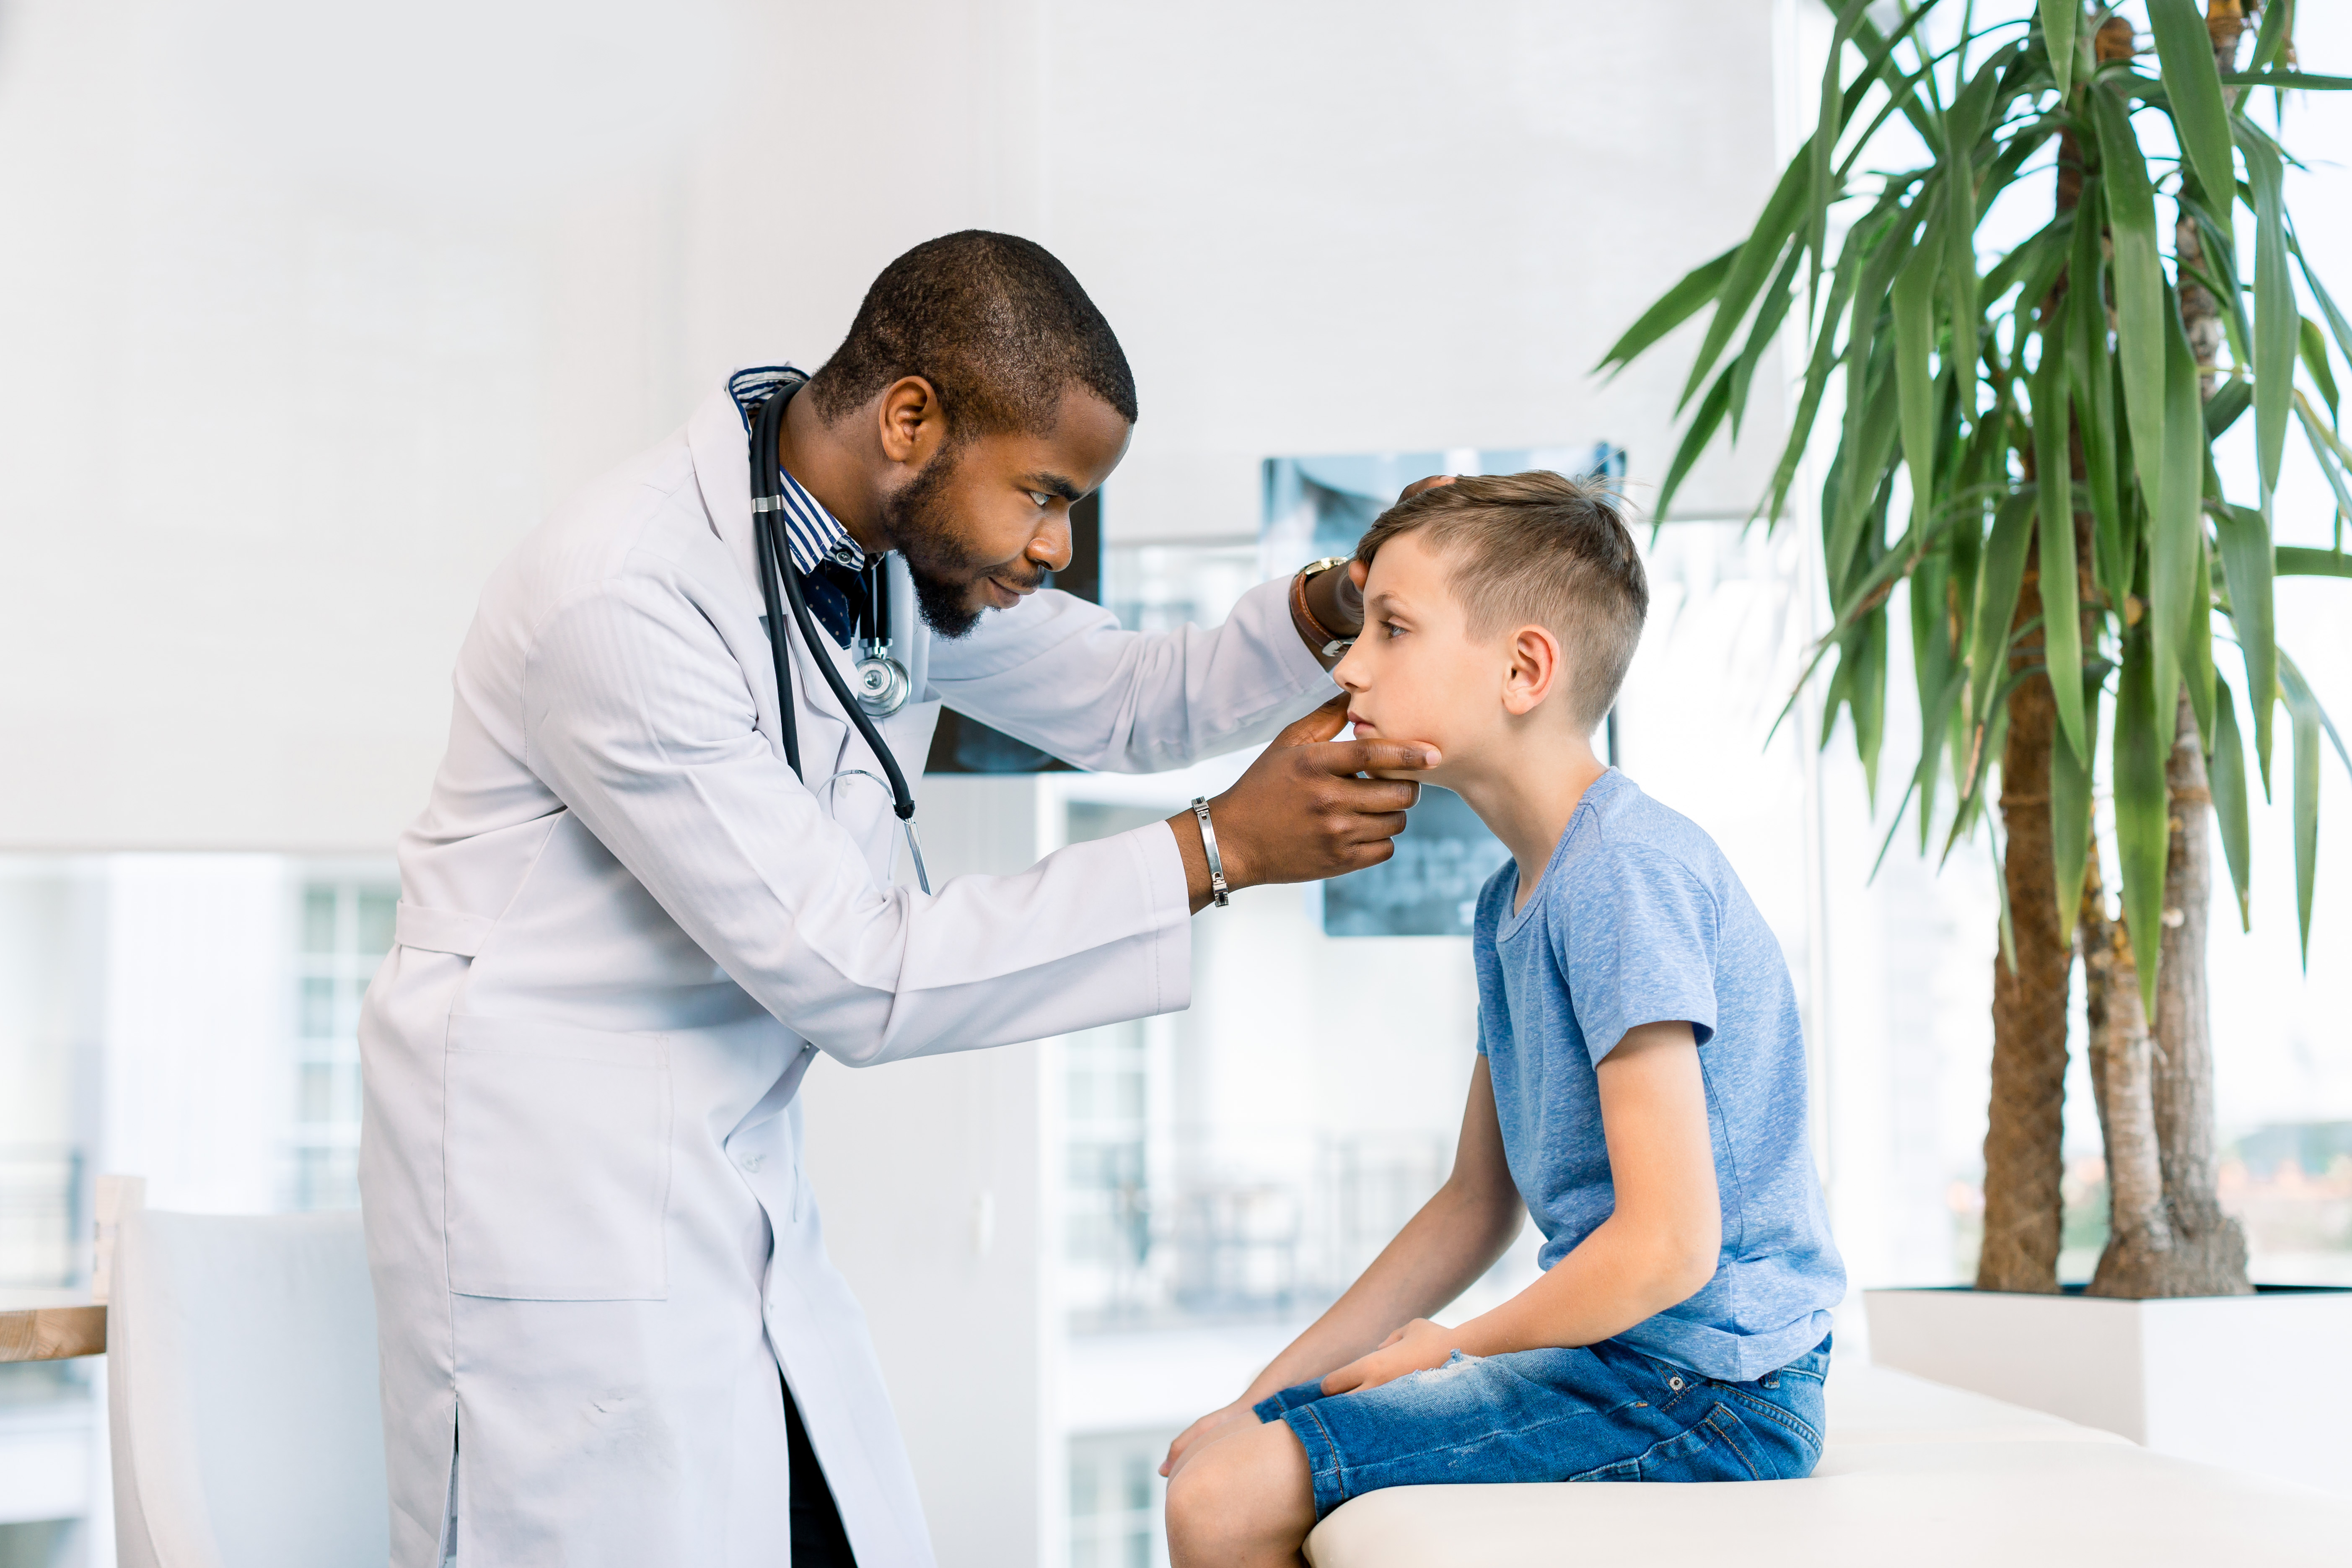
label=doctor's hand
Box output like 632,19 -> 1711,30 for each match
1167,696 -> 1437,914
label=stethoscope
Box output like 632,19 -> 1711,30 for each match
748,387 -> 930,894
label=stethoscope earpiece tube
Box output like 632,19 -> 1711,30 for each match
750,389 -> 930,894
751,393 -> 802,783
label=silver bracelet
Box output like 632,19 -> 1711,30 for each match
1190,796 -> 1230,908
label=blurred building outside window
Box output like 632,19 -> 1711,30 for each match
0,1145 -> 82,1292
1067,1430 -> 1168,1568
289,877 -> 398,1212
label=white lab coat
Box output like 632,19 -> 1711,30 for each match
357,380 -> 1332,1568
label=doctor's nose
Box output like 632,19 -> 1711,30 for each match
1029,515 -> 1073,573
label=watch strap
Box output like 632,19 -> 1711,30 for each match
1292,558 -> 1357,658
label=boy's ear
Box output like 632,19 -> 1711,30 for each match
1500,624 -> 1565,718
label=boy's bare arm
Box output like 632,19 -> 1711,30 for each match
1320,1021 -> 1719,1395
1160,1057 -> 1523,1477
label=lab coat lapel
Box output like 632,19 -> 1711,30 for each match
684,389 -> 855,783
684,388 -> 935,884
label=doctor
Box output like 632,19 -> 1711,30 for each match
359,231 -> 1432,1567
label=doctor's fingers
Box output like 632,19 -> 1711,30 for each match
1326,832 -> 1401,872
1273,693 -> 1353,748
1337,816 -> 1409,860
1316,772 -> 1422,819
1309,738 -> 1440,781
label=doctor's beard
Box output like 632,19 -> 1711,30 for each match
882,446 -> 1046,640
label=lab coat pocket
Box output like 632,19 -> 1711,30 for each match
443,1014 -> 672,1301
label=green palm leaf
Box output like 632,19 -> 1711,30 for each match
2212,503 -> 2278,793
2115,629 -> 2169,1011
2051,671 -> 2101,937
2038,0 -> 2076,101
1594,245 -> 1737,378
2094,86 -> 2169,568
2243,129 -> 2297,517
2149,0 -> 2239,206
2210,674 -> 2254,931
2035,312 -> 2084,761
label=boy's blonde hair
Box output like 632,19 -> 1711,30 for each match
1354,471 -> 1648,732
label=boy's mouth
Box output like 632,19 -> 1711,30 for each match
1346,711 -> 1374,734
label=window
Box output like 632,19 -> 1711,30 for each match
1068,1431 -> 1170,1568
1066,1019 -> 1158,1324
0,1145 -> 81,1289
288,877 -> 396,1211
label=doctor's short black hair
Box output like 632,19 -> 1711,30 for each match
807,231 -> 1137,439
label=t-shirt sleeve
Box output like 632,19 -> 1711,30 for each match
1555,842 -> 1720,1064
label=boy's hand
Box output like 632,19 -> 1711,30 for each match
1158,1398 -> 1256,1478
1318,1318 -> 1463,1396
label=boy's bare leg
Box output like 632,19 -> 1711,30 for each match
1164,1417 -> 1318,1568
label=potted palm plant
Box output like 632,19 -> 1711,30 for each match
1606,0 -> 2352,1492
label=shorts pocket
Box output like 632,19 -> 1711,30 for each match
1625,1402 -> 1778,1482
443,1014 -> 671,1301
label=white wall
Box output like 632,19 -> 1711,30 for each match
0,0 -> 1789,852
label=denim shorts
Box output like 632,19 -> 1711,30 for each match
1254,1334 -> 1830,1520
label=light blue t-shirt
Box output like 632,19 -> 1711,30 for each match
1474,768 -> 1844,1383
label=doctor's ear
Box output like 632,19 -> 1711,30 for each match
876,376 -> 947,467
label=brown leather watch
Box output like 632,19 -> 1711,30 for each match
1293,556 -> 1358,658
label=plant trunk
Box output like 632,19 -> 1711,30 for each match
2083,853 -> 2175,1294
1976,554 -> 2073,1293
2176,215 -> 2227,400
2101,2 -> 2254,1299
2146,689 -> 2255,1293
1970,23 -> 2137,1294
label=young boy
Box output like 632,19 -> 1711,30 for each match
1160,472 -> 1844,1565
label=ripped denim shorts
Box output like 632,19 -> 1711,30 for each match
1253,1333 -> 1830,1520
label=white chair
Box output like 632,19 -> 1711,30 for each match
102,1177 -> 391,1568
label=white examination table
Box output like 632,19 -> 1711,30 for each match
1303,1363 -> 2351,1567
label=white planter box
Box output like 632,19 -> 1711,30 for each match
1865,1286 -> 2352,1497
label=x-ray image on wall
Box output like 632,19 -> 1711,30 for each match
1321,784 -> 1513,938
1261,446 -> 1625,576
1265,446 -> 1623,938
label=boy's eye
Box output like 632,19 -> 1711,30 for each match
1384,621 -> 1407,638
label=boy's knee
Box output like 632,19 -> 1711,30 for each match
1164,1419 -> 1315,1562
1164,1439 -> 1242,1545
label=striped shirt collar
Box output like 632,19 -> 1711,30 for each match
726,365 -> 873,576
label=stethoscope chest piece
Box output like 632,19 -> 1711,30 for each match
850,556 -> 910,717
853,646 -> 912,717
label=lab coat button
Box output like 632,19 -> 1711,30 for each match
738,1152 -> 764,1172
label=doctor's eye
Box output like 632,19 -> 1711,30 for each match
1027,490 -> 1055,508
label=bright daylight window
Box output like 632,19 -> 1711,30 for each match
290,877 -> 398,1211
